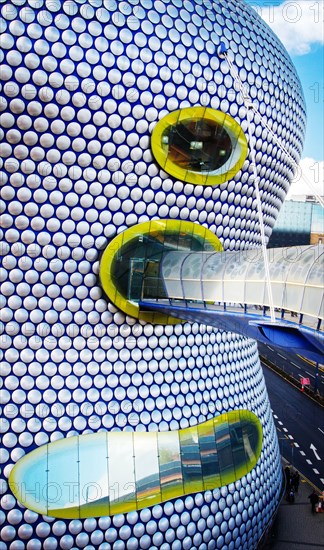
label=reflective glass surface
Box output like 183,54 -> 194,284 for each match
9,444 -> 48,516
198,421 -> 220,491
163,118 -> 232,172
108,431 -> 136,514
79,432 -> 109,518
151,107 -> 248,185
158,430 -> 183,500
49,437 -> 79,517
179,425 -> 202,494
215,416 -> 234,486
229,412 -> 248,478
10,411 -> 262,518
134,432 -> 161,508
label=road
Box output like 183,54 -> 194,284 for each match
258,342 -> 324,396
262,362 -> 324,490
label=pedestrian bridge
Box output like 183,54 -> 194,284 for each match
139,245 -> 324,363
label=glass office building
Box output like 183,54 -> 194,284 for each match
269,200 -> 324,247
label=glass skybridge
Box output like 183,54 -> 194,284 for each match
139,245 -> 324,362
99,223 -> 323,362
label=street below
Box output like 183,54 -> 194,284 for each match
262,362 -> 324,490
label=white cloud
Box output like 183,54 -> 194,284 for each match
286,157 -> 324,199
256,0 -> 324,55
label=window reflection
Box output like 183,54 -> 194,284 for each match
158,430 -> 184,500
163,118 -> 233,173
79,432 -> 109,518
198,421 -> 221,491
134,432 -> 161,508
48,437 -> 79,513
179,425 -> 202,493
242,419 -> 260,464
229,412 -> 248,479
12,444 -> 48,516
107,432 -> 136,514
151,107 -> 248,186
214,416 -> 234,486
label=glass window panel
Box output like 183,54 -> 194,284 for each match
197,420 -> 220,491
214,415 -> 234,486
129,258 -> 146,300
311,204 -> 324,233
164,116 -> 233,173
158,430 -> 183,502
161,251 -> 185,299
47,437 -> 79,513
203,252 -> 223,277
242,417 -> 260,464
301,287 -> 322,318
152,107 -> 247,186
179,425 -> 202,494
11,445 -> 48,515
271,281 -> 284,308
162,251 -> 184,273
223,252 -> 246,279
107,432 -> 136,514
79,432 -> 109,518
268,248 -> 290,282
201,254 -> 224,302
161,277 -> 183,299
286,247 -> 316,283
134,432 -> 161,509
273,202 -> 312,232
245,281 -> 265,306
307,262 -> 323,283
181,253 -> 204,278
182,279 -> 203,301
284,284 -> 304,313
202,280 -> 223,302
228,411 -> 248,479
223,280 -> 245,304
245,257 -> 265,279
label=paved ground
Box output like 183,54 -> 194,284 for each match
265,461 -> 324,549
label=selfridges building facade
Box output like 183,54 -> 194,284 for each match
0,1 -> 306,549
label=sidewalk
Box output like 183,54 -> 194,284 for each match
266,462 -> 324,549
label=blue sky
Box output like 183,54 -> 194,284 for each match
293,51 -> 323,160
245,0 -> 324,198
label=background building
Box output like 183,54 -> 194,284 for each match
269,199 -> 324,247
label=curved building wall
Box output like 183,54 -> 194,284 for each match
0,0 -> 306,549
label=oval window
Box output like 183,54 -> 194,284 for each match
99,219 -> 222,324
151,107 -> 248,185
